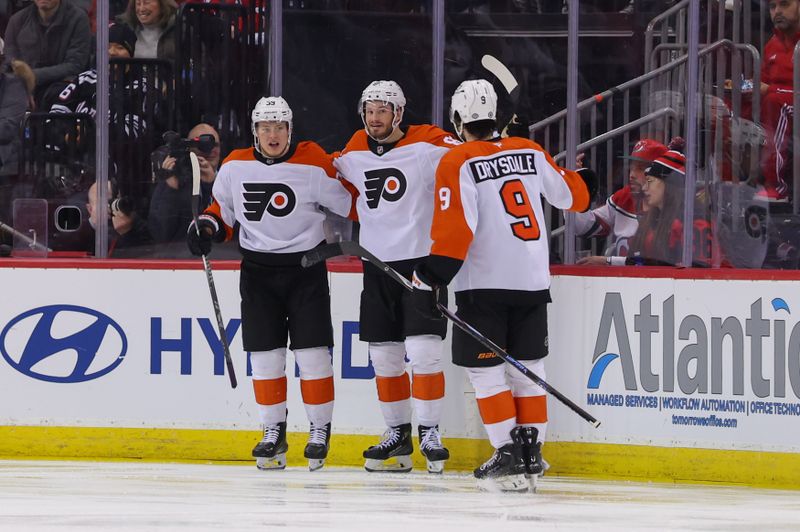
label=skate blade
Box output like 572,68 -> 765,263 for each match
364,455 -> 413,473
256,453 -> 287,470
308,458 -> 326,472
425,459 -> 446,474
526,474 -> 538,493
476,474 -> 530,493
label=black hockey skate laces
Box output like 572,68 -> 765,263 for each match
420,426 -> 444,451
308,424 -> 328,446
261,424 -> 282,444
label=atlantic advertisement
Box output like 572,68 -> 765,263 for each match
548,275 -> 800,453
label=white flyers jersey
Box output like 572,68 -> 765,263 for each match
334,125 -> 460,262
207,142 -> 353,254
430,136 -> 590,293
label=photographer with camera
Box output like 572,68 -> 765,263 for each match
147,123 -> 220,245
87,179 -> 152,256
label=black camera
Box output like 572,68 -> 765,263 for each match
152,131 -> 218,185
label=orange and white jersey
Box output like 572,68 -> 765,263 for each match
431,136 -> 590,292
209,141 -> 353,254
334,125 -> 460,262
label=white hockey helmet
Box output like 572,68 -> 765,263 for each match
359,80 -> 406,140
252,96 -> 293,154
449,79 -> 498,140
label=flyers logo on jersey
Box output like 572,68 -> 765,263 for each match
242,183 -> 297,220
363,168 -> 408,209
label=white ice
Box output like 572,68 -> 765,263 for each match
0,460 -> 798,531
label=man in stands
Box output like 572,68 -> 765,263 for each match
4,0 -> 91,106
754,0 -> 800,201
574,138 -> 670,266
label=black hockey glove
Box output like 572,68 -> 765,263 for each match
410,265 -> 447,320
187,214 -> 218,256
576,167 -> 598,206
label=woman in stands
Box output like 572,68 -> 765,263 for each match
627,150 -> 716,268
119,0 -> 177,62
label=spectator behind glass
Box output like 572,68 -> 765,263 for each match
87,180 -> 153,256
119,0 -> 177,62
148,123 -> 221,244
3,0 -> 91,106
0,42 -> 35,230
627,150 -> 716,268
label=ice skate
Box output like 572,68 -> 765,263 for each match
512,426 -> 545,492
473,441 -> 529,493
252,422 -> 288,470
363,423 -> 413,472
418,425 -> 449,474
304,422 -> 331,472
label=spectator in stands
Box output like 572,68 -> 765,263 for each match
87,179 -> 153,255
754,0 -> 800,202
0,43 -> 35,226
148,123 -> 221,243
3,0 -> 91,105
626,150 -> 715,267
575,138 -> 670,266
119,0 -> 177,62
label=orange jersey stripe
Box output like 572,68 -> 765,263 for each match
300,376 -> 335,405
203,200 -> 234,241
289,141 -> 337,178
411,372 -> 445,401
514,395 -> 548,424
222,147 -> 256,164
252,376 -> 287,405
476,390 -> 517,425
541,148 -> 590,212
376,373 -> 411,403
430,151 -> 474,261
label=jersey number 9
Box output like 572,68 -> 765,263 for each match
500,179 -> 540,241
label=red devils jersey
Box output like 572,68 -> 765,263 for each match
207,142 -> 353,254
334,125 -> 460,262
430,136 -> 590,292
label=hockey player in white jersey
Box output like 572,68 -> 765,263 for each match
187,97 -> 354,471
410,79 -> 595,491
334,81 -> 460,473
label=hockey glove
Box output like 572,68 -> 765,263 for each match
187,214 -> 218,256
410,265 -> 446,320
576,167 -> 598,206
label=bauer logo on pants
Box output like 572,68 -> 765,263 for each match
0,305 -> 127,383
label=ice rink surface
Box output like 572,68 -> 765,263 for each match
1,460 -> 798,532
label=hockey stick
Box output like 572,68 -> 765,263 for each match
190,152 -> 238,389
481,54 -> 523,136
302,241 -> 601,428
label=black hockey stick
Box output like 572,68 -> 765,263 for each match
302,241 -> 601,428
190,153 -> 237,389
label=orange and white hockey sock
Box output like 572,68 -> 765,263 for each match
507,359 -> 548,442
406,334 -> 445,427
250,349 -> 288,426
369,342 -> 412,427
467,365 -> 517,448
295,347 -> 334,426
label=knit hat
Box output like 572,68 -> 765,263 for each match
645,150 -> 686,181
619,138 -> 668,163
109,23 -> 137,57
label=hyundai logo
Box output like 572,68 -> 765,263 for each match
0,305 -> 127,383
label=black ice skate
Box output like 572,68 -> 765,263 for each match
304,422 -> 331,472
418,425 -> 450,474
363,423 -> 413,472
512,426 -> 546,492
473,439 -> 529,493
252,422 -> 288,470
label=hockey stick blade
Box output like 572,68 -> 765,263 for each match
481,54 -> 519,97
191,152 -> 238,389
337,241 -> 600,428
301,242 -> 345,267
